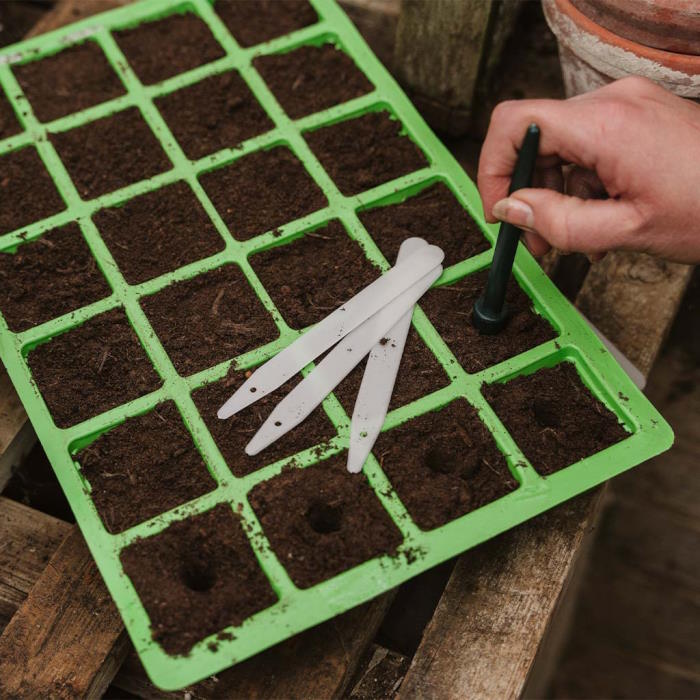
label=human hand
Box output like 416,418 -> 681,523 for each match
477,77 -> 700,264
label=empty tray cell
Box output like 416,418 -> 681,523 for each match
333,328 -> 450,414
155,70 -> 274,160
121,503 -> 278,656
51,108 -> 171,200
141,263 -> 279,376
215,0 -> 318,48
483,363 -> 629,476
27,308 -> 162,428
374,399 -> 517,531
193,368 -> 336,477
13,41 -> 125,122
249,455 -> 403,588
0,146 -> 65,234
254,43 -> 373,120
305,111 -> 428,196
77,402 -> 216,533
199,146 -> 327,241
421,269 -> 555,373
249,221 -> 379,329
0,91 -> 22,139
93,181 -> 225,285
360,183 -> 490,268
114,11 -> 225,86
0,223 -> 110,333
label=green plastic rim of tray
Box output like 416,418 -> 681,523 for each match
0,0 -> 673,690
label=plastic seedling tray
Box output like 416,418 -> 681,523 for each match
0,0 -> 672,690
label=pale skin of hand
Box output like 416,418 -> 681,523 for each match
477,76 -> 700,264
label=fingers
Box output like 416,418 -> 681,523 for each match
491,189 -> 645,254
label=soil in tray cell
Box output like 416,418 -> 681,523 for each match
27,308 -> 162,428
13,41 -> 125,123
333,328 -> 450,414
254,44 -> 373,120
483,363 -> 629,476
374,399 -> 518,531
77,402 -> 216,534
215,0 -> 318,48
249,220 -> 379,330
249,455 -> 403,588
0,92 -> 22,139
420,269 -> 556,373
141,263 -> 279,376
121,503 -> 278,656
0,222 -> 111,333
305,111 -> 428,196
93,181 -> 225,285
0,146 -> 65,234
360,183 -> 490,269
114,12 -> 225,86
50,108 -> 171,200
199,145 -> 327,241
155,70 -> 274,161
192,367 -> 336,477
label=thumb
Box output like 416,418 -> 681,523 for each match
491,189 -> 644,255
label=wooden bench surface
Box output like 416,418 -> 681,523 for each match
0,0 -> 693,697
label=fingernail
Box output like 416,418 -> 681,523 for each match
492,197 -> 535,230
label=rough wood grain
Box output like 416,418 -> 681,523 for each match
398,255 -> 692,700
0,525 -> 129,699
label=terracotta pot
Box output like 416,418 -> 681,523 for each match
542,0 -> 700,98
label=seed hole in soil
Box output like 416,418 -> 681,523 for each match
199,146 -> 326,241
181,558 -> 217,593
424,447 -> 457,476
13,41 -> 125,122
192,368 -> 336,477
305,111 -> 427,196
0,146 -> 65,234
50,108 -> 171,200
532,397 -> 561,429
249,220 -> 379,329
155,70 -> 273,160
214,0 -> 318,48
420,269 -> 556,373
305,500 -> 342,534
114,12 -> 225,86
254,43 -> 373,120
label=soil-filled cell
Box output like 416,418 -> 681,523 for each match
374,399 -> 518,531
13,41 -> 125,122
483,363 -> 629,476
0,147 -> 65,234
27,308 -> 162,428
255,44 -> 373,119
333,328 -> 450,414
305,111 -> 427,196
141,264 -> 279,375
0,223 -> 110,332
249,455 -> 403,588
360,183 -> 490,269
420,270 -> 556,373
114,12 -> 225,85
155,70 -> 274,160
77,402 -> 216,533
249,221 -> 379,329
51,108 -> 171,199
93,181 -> 225,284
120,504 -> 278,655
193,368 -> 336,477
0,92 -> 21,139
215,0 -> 318,48
199,146 -> 327,241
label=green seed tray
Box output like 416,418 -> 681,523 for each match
0,0 -> 672,690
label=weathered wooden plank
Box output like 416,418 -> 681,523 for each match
398,255 -> 692,699
347,644 -> 410,700
0,525 -> 129,699
0,368 -> 33,490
